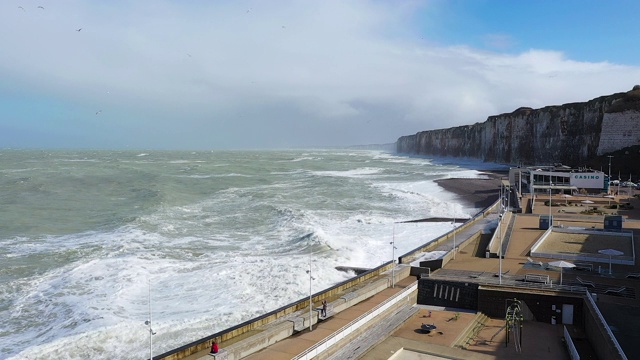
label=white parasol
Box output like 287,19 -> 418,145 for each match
548,260 -> 576,285
581,200 -> 594,204
604,194 -> 615,205
598,249 -> 624,274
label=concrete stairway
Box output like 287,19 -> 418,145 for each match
450,312 -> 489,349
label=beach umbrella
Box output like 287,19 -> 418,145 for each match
561,194 -> 573,204
581,200 -> 594,204
548,260 -> 576,285
598,249 -> 624,274
604,194 -> 615,205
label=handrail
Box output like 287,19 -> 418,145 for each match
428,273 -> 588,294
398,198 -> 499,264
291,282 -> 418,360
155,261 -> 394,359
585,291 -> 628,360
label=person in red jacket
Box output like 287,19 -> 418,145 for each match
211,340 -> 219,354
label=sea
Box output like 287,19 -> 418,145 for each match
0,149 -> 496,359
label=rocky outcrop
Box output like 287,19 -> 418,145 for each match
396,87 -> 640,167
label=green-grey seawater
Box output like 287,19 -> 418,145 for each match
0,149 -> 485,359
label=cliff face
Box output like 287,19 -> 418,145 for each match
397,88 -> 640,167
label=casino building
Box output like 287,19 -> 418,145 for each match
509,165 -> 608,196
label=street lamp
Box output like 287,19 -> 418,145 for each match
306,263 -> 315,331
306,253 -> 316,331
607,155 -> 613,191
390,223 -> 398,287
144,280 -> 156,360
498,213 -> 503,285
452,215 -> 456,260
549,183 -> 554,227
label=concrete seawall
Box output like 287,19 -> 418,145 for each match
155,263 -> 397,360
158,200 -> 499,360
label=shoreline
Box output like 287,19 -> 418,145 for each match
435,170 -> 507,210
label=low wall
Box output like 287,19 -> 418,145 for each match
417,231 -> 482,271
486,211 -> 512,257
220,276 -> 399,360
583,292 -> 628,360
564,325 -> 580,360
531,228 -> 635,265
296,282 -> 418,360
399,200 -> 499,265
156,262 -> 396,360
158,194 -> 499,360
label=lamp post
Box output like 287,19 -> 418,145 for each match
607,155 -> 613,191
549,183 -> 553,227
306,263 -> 315,331
498,184 -> 503,285
144,280 -> 156,360
452,215 -> 456,260
390,223 -> 397,288
498,213 -> 503,285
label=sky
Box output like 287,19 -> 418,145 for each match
1,0 -> 640,150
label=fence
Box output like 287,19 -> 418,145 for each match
291,282 -> 417,360
155,261 -> 395,360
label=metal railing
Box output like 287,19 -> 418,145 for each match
291,282 -> 418,360
427,272 -> 588,295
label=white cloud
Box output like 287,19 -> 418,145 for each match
1,0 -> 638,149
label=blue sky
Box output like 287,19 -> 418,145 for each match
1,0 -> 639,150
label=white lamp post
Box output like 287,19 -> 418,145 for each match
306,262 -> 314,331
144,280 -> 156,360
498,183 -> 503,285
390,223 -> 397,288
607,155 -> 613,191
549,183 -> 554,227
452,215 -> 456,260
498,213 -> 503,285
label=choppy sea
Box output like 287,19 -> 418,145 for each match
0,149 -> 494,359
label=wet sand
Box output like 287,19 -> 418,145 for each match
435,170 -> 507,210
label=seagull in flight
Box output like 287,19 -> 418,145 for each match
18,6 -> 25,11
95,110 -> 102,115
38,6 -> 44,9
76,28 -> 82,32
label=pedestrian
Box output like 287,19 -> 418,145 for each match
321,300 -> 327,317
211,340 -> 219,354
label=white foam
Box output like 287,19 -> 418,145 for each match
310,167 -> 384,178
1,150 -> 492,359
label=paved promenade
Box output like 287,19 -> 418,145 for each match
185,191 -> 640,360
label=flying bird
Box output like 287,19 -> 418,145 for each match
18,6 -> 25,11
38,6 -> 44,9
76,28 -> 82,32
95,110 -> 102,115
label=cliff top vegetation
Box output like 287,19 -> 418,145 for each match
606,85 -> 640,113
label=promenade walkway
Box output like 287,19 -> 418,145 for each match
186,192 -> 640,360
187,277 -> 417,360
